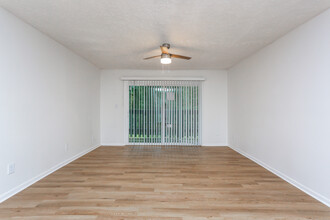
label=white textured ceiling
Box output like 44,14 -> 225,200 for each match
1,0 -> 330,70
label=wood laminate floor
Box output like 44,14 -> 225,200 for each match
0,146 -> 329,220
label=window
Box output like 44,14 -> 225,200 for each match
126,80 -> 201,146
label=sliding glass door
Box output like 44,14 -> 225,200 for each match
127,80 -> 201,146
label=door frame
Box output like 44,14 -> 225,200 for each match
123,78 -> 204,146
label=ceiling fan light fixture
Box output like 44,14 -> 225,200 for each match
144,43 -> 191,63
160,53 -> 171,64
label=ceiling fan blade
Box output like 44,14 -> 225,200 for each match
170,54 -> 192,60
160,46 -> 169,54
143,55 -> 161,60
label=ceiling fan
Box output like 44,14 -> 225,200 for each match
144,43 -> 191,64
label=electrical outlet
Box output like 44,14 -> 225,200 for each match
64,143 -> 68,152
7,163 -> 15,175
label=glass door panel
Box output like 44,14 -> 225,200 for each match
128,81 -> 200,146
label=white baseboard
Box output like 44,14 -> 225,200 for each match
230,146 -> 330,207
101,143 -> 125,146
0,145 -> 99,203
101,144 -> 229,147
202,143 -> 228,147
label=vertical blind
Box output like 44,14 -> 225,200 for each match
128,80 -> 201,146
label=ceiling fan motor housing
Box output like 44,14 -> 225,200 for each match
161,53 -> 171,59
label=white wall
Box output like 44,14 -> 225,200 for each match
228,9 -> 330,206
101,69 -> 227,146
0,8 -> 100,201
